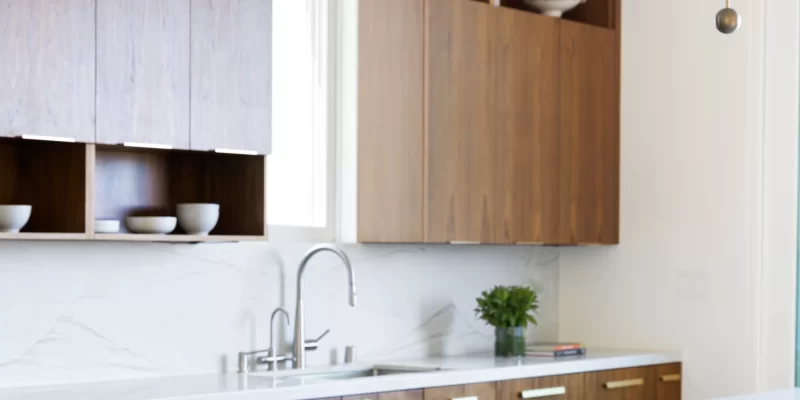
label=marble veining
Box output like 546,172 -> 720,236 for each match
0,242 -> 558,387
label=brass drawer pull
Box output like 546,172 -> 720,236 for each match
451,397 -> 478,400
521,387 -> 567,398
604,378 -> 644,389
661,374 -> 681,382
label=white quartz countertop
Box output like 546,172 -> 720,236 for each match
0,349 -> 680,400
718,389 -> 800,399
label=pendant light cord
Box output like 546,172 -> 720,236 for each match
726,0 -> 730,8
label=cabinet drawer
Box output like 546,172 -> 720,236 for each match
425,382 -> 496,400
655,363 -> 681,400
584,366 -> 656,400
497,374 -> 583,399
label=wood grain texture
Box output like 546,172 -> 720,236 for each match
425,382 -> 495,400
0,0 -> 95,142
493,6 -> 560,244
344,390 -> 423,400
496,373 -> 584,400
425,0 -> 493,243
558,20 -> 619,244
190,0 -> 272,154
96,0 -> 190,149
357,0 -> 424,243
425,0 -> 559,243
94,147 -> 266,236
585,366 -> 656,400
0,139 -> 87,233
655,363 -> 682,400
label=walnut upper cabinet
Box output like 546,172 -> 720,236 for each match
96,0 -> 191,149
190,0 -> 272,155
425,0 -> 560,244
357,0 -> 621,245
0,0 -> 95,142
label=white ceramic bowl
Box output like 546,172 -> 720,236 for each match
125,216 -> 177,234
94,219 -> 120,233
0,205 -> 32,233
524,0 -> 585,17
176,203 -> 220,235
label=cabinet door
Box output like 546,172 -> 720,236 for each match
357,0 -> 424,243
425,0 -> 559,243
344,389 -> 423,400
425,382 -> 495,400
497,374 -> 584,400
0,0 -> 95,142
96,0 -> 190,149
655,363 -> 682,400
191,0 -> 272,154
585,366 -> 656,400
558,21 -> 620,244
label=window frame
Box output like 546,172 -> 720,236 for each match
266,0 -> 341,243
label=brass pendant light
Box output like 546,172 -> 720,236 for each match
716,0 -> 741,34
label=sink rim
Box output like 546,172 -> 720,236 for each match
249,363 -> 444,381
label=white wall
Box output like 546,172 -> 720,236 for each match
559,1 -> 798,399
0,242 -> 558,388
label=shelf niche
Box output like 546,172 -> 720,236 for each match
477,0 -> 618,29
0,138 -> 88,234
94,146 -> 266,238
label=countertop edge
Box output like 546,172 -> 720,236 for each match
182,352 -> 682,400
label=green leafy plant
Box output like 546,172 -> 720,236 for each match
475,285 -> 539,328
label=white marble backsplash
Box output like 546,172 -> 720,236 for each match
0,242 -> 558,387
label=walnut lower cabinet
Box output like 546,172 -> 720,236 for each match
314,363 -> 680,400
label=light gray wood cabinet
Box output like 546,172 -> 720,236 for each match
0,0 -> 95,142
190,0 -> 272,155
96,0 -> 191,149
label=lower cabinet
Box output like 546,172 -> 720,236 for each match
496,374 -> 584,400
343,390 -> 424,400
316,363 -> 680,400
424,382 -> 496,400
584,366 -> 656,400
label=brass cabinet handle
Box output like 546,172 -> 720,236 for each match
451,397 -> 478,400
521,387 -> 567,398
604,378 -> 644,389
661,374 -> 681,382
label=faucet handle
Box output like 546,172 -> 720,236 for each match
303,329 -> 331,352
313,329 -> 331,342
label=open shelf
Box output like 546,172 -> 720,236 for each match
475,0 -> 618,30
0,138 -> 89,234
94,233 -> 266,243
94,145 -> 266,239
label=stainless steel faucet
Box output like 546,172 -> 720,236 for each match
293,244 -> 357,369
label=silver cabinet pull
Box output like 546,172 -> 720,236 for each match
21,134 -> 76,143
449,241 -> 480,245
604,378 -> 644,389
451,397 -> 478,400
521,387 -> 566,398
214,148 -> 258,155
123,142 -> 172,150
661,374 -> 681,382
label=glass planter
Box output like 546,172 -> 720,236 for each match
495,326 -> 525,357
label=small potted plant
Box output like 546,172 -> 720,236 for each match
475,285 -> 539,357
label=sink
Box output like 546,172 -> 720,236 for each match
282,365 -> 442,382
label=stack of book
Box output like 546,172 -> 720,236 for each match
526,342 -> 586,357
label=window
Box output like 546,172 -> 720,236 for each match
268,0 -> 337,241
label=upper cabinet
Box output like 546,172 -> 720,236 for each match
96,0 -> 191,149
191,0 -> 272,155
0,0 -> 95,142
425,0 -> 560,244
357,0 -> 424,243
357,0 -> 621,245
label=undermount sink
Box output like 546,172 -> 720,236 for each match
277,365 -> 442,382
